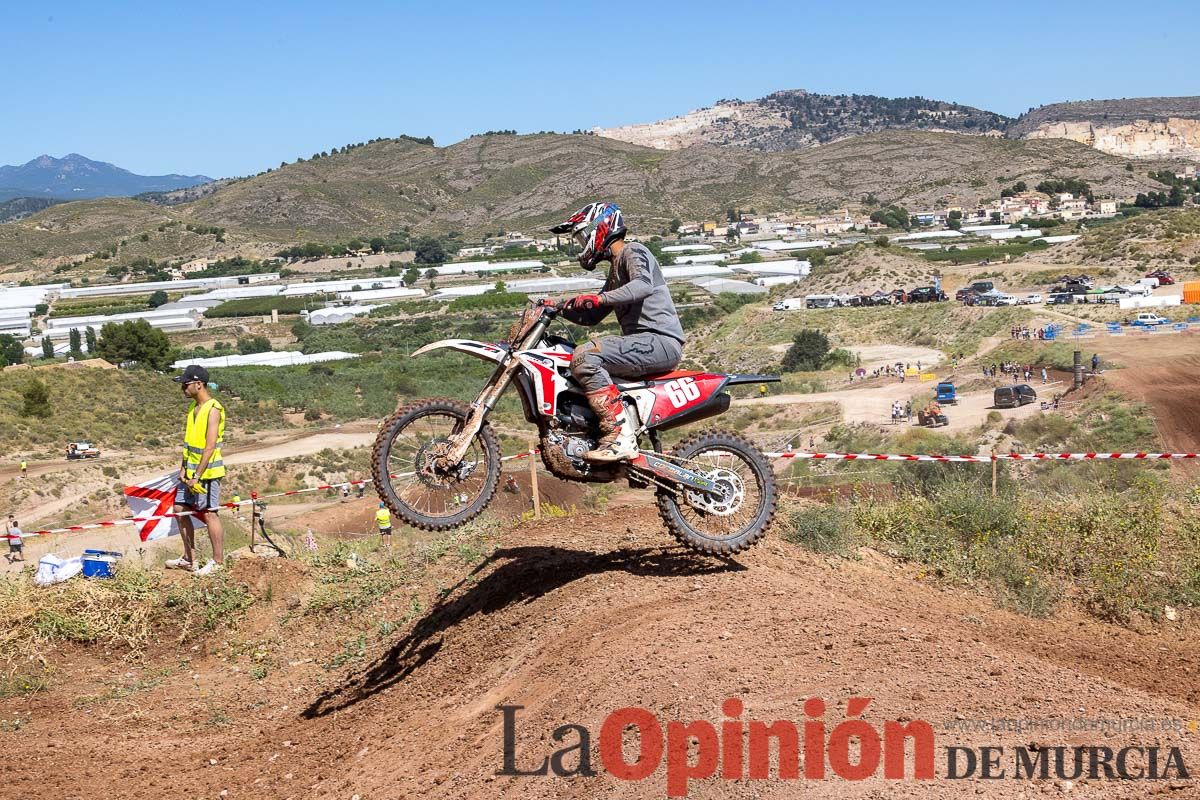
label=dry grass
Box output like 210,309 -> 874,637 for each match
0,567 -> 253,667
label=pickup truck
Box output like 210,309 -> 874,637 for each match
66,441 -> 101,459
1132,313 -> 1169,327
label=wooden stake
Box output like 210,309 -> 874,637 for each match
991,447 -> 998,498
529,442 -> 541,520
249,499 -> 258,552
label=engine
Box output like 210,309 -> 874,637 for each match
553,392 -> 597,433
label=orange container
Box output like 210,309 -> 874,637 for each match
1185,281 -> 1200,304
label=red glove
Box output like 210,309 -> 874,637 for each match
564,294 -> 604,312
535,297 -> 558,309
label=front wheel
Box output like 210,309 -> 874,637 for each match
372,398 -> 500,531
655,430 -> 778,555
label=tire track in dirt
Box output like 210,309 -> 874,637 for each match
9,504 -> 1195,799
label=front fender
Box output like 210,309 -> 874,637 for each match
411,339 -> 509,364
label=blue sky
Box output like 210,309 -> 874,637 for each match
2,0 -> 1196,178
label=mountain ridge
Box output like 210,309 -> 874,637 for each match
593,89 -> 1200,161
0,130 -> 1173,275
0,153 -> 212,202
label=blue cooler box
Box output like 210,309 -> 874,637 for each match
81,549 -> 122,579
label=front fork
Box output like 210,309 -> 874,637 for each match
442,318 -> 549,465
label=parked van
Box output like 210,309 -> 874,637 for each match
772,298 -> 804,311
994,384 -> 1037,409
804,294 -> 840,309
968,280 -> 995,294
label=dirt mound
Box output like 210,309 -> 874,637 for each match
7,496 -> 1199,799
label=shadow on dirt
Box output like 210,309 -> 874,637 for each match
302,544 -> 743,718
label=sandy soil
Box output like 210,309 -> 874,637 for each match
736,375 -> 1054,433
223,429 -> 376,467
766,344 -> 947,373
3,498 -> 1196,799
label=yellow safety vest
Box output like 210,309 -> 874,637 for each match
376,508 -> 391,529
183,398 -> 226,480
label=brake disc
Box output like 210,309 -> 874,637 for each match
684,468 -> 744,516
416,439 -> 477,488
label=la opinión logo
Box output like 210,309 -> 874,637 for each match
497,696 -> 935,797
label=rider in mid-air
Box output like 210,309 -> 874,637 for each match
549,201 -> 686,463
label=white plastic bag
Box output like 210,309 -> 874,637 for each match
34,554 -> 83,586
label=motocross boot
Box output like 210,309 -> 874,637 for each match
584,384 -> 639,462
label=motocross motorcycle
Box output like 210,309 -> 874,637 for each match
371,303 -> 779,554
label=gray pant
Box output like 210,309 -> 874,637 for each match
570,333 -> 683,392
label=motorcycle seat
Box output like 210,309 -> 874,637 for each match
616,369 -> 707,388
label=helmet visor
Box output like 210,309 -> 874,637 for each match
573,230 -> 590,250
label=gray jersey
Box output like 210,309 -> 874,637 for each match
563,242 -> 684,343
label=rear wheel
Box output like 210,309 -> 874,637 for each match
655,430 -> 777,555
371,398 -> 500,530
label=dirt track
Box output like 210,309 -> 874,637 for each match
1092,331 -> 1200,451
736,376 -> 1052,434
5,498 -> 1197,799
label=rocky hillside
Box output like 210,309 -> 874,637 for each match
803,245 -> 940,294
0,132 -> 1170,277
1008,97 -> 1200,160
594,89 -> 1009,151
596,90 -> 1200,163
0,196 -> 63,223
1025,207 -> 1200,268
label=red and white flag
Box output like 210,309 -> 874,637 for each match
123,474 -> 204,541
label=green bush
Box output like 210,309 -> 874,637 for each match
206,295 -> 335,318
781,329 -> 830,372
782,504 -> 856,555
921,240 -> 1049,263
21,379 -> 52,418
447,291 -> 530,311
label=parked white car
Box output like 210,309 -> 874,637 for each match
994,293 -> 1020,306
1133,312 -> 1169,326
1021,294 -> 1044,305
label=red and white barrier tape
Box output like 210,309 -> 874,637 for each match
763,451 -> 1199,463
23,447 -> 1194,537
26,450 -> 540,537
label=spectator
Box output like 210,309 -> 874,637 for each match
166,365 -> 227,576
1091,353 -> 1100,372
19,460 -> 27,479
376,502 -> 393,548
905,401 -> 913,422
6,516 -> 24,563
1041,367 -> 1048,383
